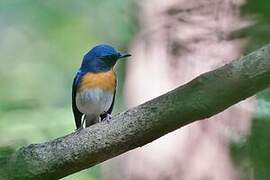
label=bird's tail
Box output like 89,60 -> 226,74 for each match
85,115 -> 99,127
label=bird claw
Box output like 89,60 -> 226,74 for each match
105,114 -> 112,123
75,125 -> 84,132
98,118 -> 102,123
101,112 -> 112,124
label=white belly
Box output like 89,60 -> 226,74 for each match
76,88 -> 114,116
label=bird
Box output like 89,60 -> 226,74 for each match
72,44 -> 131,130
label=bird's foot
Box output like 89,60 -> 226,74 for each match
75,117 -> 86,131
75,126 -> 84,132
101,112 -> 112,124
98,118 -> 102,123
104,114 -> 112,124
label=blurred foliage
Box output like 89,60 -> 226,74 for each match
0,0 -> 136,179
240,0 -> 270,53
1,0 -> 270,180
231,1 -> 270,180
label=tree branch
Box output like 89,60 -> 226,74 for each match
1,44 -> 270,180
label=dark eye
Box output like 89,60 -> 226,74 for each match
102,54 -> 116,60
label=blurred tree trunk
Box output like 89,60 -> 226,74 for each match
103,0 -> 253,180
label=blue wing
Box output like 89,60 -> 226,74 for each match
72,71 -> 84,129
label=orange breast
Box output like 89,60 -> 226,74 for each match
79,70 -> 116,92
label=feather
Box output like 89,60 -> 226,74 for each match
72,71 -> 83,129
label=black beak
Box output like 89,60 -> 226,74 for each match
119,53 -> 131,59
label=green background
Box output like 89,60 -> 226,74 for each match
0,0 -> 270,179
0,1 -> 135,179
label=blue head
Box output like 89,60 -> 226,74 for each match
80,44 -> 131,73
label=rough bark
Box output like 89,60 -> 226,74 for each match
118,1 -> 252,179
1,44 -> 270,180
